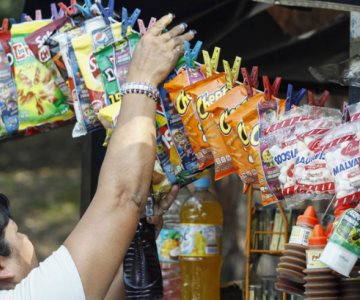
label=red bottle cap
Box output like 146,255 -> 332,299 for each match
297,206 -> 319,228
308,224 -> 327,247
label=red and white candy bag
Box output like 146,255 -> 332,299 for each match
320,121 -> 360,209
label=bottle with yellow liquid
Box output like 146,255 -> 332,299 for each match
179,177 -> 223,300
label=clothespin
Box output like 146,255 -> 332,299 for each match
58,0 -> 77,17
96,0 -> 114,25
137,17 -> 156,36
35,10 -> 43,20
307,90 -> 330,107
74,0 -> 93,18
223,56 -> 241,90
184,40 -> 202,68
20,14 -> 29,23
202,47 -> 220,77
51,3 -> 65,20
9,18 -> 17,25
285,84 -> 307,111
0,19 -> 10,34
121,7 -> 141,37
241,66 -> 258,97
263,75 -> 281,101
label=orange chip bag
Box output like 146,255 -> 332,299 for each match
185,72 -> 237,181
164,65 -> 214,170
206,67 -> 259,184
226,76 -> 286,205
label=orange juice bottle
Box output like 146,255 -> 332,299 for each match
179,178 -> 223,300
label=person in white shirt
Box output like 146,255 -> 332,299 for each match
0,13 -> 193,300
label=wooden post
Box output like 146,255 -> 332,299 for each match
245,185 -> 253,300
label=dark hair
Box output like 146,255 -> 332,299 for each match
0,194 -> 11,257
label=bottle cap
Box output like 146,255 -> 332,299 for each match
308,224 -> 327,247
297,206 -> 319,228
194,177 -> 210,189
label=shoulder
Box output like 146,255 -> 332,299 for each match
0,246 -> 85,300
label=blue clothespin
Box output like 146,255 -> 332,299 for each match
121,7 -> 141,36
286,84 -> 307,111
20,13 -> 28,23
184,41 -> 203,68
9,18 -> 17,26
75,0 -> 93,18
96,0 -> 114,25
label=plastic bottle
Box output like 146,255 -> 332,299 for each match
179,177 -> 223,300
276,206 -> 319,296
304,225 -> 340,300
157,187 -> 191,300
124,196 -> 163,300
320,203 -> 360,277
289,205 -> 319,247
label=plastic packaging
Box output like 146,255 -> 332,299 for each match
165,65 -> 214,170
157,187 -> 191,300
11,20 -> 74,131
185,72 -> 237,181
320,204 -> 360,277
180,177 -> 223,300
320,122 -> 360,209
205,67 -> 259,184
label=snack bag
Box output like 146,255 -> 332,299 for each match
152,158 -> 172,203
227,76 -> 285,205
11,21 -> 74,130
72,32 -> 107,114
0,19 -> 15,76
348,102 -> 360,123
293,115 -> 341,202
25,16 -> 73,97
0,43 -> 19,136
320,122 -> 360,209
165,51 -> 213,171
185,72 -> 237,181
160,70 -> 199,174
99,32 -> 140,105
205,66 -> 259,184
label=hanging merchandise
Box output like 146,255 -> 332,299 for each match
11,19 -> 74,131
226,76 -> 286,206
319,121 -> 360,210
164,50 -> 213,171
180,177 -> 223,300
205,66 -> 259,186
184,50 -> 241,181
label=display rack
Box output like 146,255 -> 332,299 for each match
245,185 -> 289,300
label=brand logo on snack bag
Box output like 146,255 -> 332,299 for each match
35,31 -> 52,62
12,43 -> 33,62
333,156 -> 360,177
249,123 -> 260,147
89,54 -> 100,79
219,109 -> 234,135
93,32 -> 107,48
175,91 -> 191,115
237,121 -> 249,147
197,85 -> 228,120
341,140 -> 360,157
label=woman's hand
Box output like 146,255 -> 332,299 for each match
127,14 -> 196,87
147,185 -> 180,237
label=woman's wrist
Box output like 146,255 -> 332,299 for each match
126,70 -> 159,88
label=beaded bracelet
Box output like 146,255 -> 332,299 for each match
119,82 -> 160,102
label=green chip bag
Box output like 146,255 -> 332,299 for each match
11,21 -> 73,131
